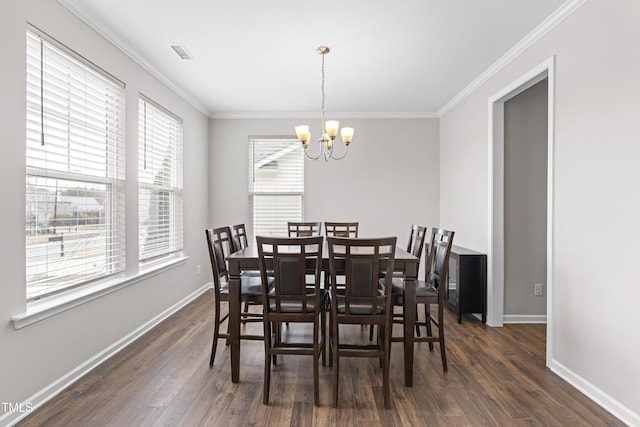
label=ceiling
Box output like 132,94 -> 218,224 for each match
59,0 -> 568,118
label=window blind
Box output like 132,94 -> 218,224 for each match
249,137 -> 304,239
25,27 -> 126,300
138,96 -> 184,263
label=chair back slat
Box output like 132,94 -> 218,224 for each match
231,223 -> 249,251
257,235 -> 324,314
325,222 -> 359,238
205,226 -> 236,292
424,228 -> 455,290
350,258 -> 375,298
328,236 -> 396,317
407,224 -> 427,259
288,221 -> 322,237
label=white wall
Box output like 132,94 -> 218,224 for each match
0,1 -> 210,421
209,118 -> 439,245
439,0 -> 640,422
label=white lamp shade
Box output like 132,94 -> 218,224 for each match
341,127 -> 354,145
295,125 -> 310,141
325,120 -> 339,139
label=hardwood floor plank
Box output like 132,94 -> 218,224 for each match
16,290 -> 625,427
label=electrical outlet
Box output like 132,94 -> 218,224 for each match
534,283 -> 543,296
197,264 -> 201,275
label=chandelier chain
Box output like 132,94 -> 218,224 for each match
294,45 -> 353,162
320,51 -> 326,134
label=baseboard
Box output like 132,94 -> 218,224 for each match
548,358 -> 639,426
0,282 -> 212,427
503,314 -> 547,324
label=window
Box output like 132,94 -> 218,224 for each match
25,27 -> 126,300
138,96 -> 184,264
249,136 -> 304,238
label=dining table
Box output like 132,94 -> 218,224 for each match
226,241 -> 419,387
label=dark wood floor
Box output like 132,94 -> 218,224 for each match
18,290 -> 623,426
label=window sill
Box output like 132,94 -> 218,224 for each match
11,256 -> 189,330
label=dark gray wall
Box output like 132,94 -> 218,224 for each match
504,79 -> 548,317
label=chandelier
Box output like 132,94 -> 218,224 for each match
295,46 -> 354,161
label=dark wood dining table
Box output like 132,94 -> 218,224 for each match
226,242 -> 419,387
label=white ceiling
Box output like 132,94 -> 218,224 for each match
59,0 -> 568,118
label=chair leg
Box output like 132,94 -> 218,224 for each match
263,319 -> 272,404
320,310 -> 326,367
328,311 -> 334,368
242,301 -> 249,324
332,320 -> 339,407
272,322 -> 279,365
314,319 -> 320,406
209,297 -> 222,367
415,304 -> 421,337
438,307 -> 447,372
440,334 -> 448,372
225,321 -> 230,347
425,304 -> 434,351
378,324 -> 383,369
383,322 -> 391,409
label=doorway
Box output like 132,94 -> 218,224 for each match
487,57 -> 555,365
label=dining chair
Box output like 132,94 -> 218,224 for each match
231,223 -> 249,251
370,224 -> 427,340
323,222 -> 358,289
230,223 -> 263,320
324,221 -> 359,238
205,226 -> 273,367
287,221 -> 322,237
256,235 -> 327,406
327,236 -> 396,408
391,227 -> 454,371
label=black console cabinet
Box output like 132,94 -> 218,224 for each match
445,245 -> 487,323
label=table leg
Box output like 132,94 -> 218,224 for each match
403,277 -> 416,387
228,271 -> 241,383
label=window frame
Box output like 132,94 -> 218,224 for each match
25,25 -> 126,301
137,95 -> 184,266
248,136 -> 305,240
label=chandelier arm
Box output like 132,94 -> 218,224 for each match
328,142 -> 349,160
303,142 -> 324,161
323,142 -> 332,162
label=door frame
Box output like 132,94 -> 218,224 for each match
487,56 -> 555,365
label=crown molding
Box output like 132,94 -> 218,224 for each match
438,0 -> 588,117
59,0 -> 587,121
209,111 -> 439,120
57,0 -> 211,117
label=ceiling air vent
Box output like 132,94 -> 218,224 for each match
169,44 -> 193,60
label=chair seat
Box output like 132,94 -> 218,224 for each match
416,281 -> 438,298
269,289 -> 328,313
242,270 -> 274,278
390,278 -> 438,298
335,300 -> 385,314
220,274 -> 274,296
390,277 -> 403,294
334,285 -> 386,314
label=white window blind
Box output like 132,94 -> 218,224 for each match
25,27 -> 126,300
138,96 -> 184,264
249,136 -> 304,239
